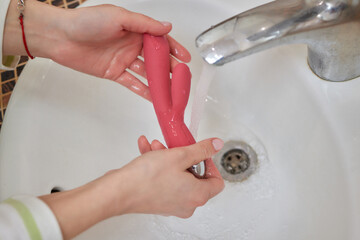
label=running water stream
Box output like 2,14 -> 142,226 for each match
189,63 -> 217,138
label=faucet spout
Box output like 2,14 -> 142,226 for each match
196,0 -> 360,81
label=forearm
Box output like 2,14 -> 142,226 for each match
39,171 -> 131,240
38,137 -> 224,239
3,0 -> 68,58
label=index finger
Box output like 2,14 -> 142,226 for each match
119,8 -> 172,36
167,35 -> 191,63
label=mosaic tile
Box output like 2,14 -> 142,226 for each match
1,71 -> 15,82
51,0 -> 64,6
19,56 -> 29,64
2,80 -> 16,94
2,95 -> 10,108
16,65 -> 25,77
0,0 -> 85,130
68,1 -> 80,8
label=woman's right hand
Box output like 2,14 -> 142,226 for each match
112,136 -> 225,218
40,137 -> 224,239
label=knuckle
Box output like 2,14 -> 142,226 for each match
104,169 -> 117,176
195,194 -> 209,207
98,3 -> 115,8
199,143 -> 212,159
189,193 -> 208,208
174,148 -> 188,160
198,197 -> 209,207
219,180 -> 225,192
115,6 -> 126,12
178,209 -> 195,219
213,178 -> 225,195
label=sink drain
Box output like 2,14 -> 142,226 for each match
221,149 -> 250,174
214,140 -> 258,182
50,187 -> 63,194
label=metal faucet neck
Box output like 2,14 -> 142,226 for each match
196,0 -> 360,81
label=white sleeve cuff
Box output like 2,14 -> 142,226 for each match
0,195 -> 63,240
1,0 -> 20,70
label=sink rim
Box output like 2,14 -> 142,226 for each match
0,0 -> 359,239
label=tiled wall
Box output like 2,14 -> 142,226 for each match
0,0 -> 85,131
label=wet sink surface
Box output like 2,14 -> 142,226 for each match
1,0 -> 360,239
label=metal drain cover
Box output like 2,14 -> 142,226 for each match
214,140 -> 258,182
221,148 -> 250,174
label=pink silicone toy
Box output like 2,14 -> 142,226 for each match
143,34 -> 206,177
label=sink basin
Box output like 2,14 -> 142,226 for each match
1,0 -> 360,239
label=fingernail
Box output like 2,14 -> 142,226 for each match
161,21 -> 172,27
212,139 -> 224,151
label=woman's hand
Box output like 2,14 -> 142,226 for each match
40,137 -> 224,239
3,0 -> 191,101
112,136 -> 225,217
51,5 -> 191,101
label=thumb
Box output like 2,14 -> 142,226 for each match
181,138 -> 224,168
119,9 -> 172,35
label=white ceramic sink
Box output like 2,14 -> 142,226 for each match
1,0 -> 360,239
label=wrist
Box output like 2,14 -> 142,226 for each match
101,168 -> 135,216
3,0 -> 68,58
94,169 -> 133,218
38,172 -> 130,239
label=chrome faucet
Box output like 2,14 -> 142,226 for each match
195,0 -> 360,82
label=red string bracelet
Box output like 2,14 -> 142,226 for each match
17,0 -> 34,59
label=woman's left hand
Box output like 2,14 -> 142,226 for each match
52,5 -> 191,101
3,1 -> 191,101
